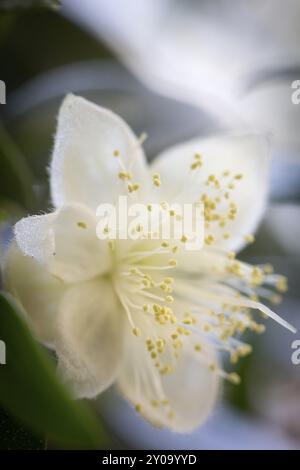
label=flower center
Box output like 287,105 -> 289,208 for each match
98,143 -> 294,420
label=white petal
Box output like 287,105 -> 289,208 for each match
50,94 -> 150,209
117,326 -> 219,432
14,203 -> 111,283
152,133 -> 270,252
55,278 -> 124,399
251,203 -> 300,256
14,212 -> 55,264
3,243 -> 66,347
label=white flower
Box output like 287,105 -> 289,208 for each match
3,95 -> 295,432
64,0 -> 300,156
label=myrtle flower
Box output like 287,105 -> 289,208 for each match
4,95 -> 295,432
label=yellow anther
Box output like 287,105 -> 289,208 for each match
135,404 -> 142,413
77,221 -> 87,229
191,162 -> 198,170
276,277 -> 288,293
153,304 -> 161,313
160,201 -> 169,210
227,251 -> 236,260
143,304 -> 150,313
264,263 -> 274,274
256,324 -> 266,334
230,352 -> 238,364
205,235 -> 215,245
161,241 -> 169,248
169,209 -> 176,217
244,234 -> 255,244
228,372 -> 241,385
172,246 -> 178,253
160,365 -> 174,376
239,344 -> 253,356
118,171 -> 130,180
128,183 -> 140,193
152,173 -> 161,187
194,344 -> 202,352
168,259 -> 178,267
223,232 -> 230,239
160,282 -> 168,292
180,234 -> 188,243
234,174 -> 243,180
147,204 -> 152,212
130,267 -> 138,275
132,327 -> 141,337
113,150 -> 120,157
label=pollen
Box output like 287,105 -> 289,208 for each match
118,171 -> 132,180
228,372 -> 241,385
276,277 -> 288,293
168,259 -> 178,267
205,235 -> 215,245
244,234 -> 255,244
132,327 -> 141,337
77,221 -> 87,229
152,173 -> 161,187
128,183 -> 140,193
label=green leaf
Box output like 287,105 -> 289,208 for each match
0,293 -> 110,449
0,0 -> 61,10
0,123 -> 36,211
0,407 -> 44,450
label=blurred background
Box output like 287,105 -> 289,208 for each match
0,0 -> 299,450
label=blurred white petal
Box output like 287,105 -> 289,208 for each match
63,0 -> 300,154
4,243 -> 66,347
56,278 -> 123,399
